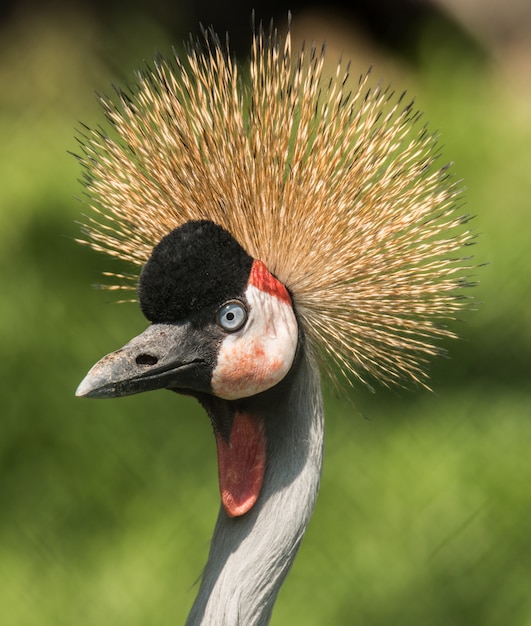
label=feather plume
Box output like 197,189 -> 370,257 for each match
76,22 -> 474,389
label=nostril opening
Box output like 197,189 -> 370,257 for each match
136,354 -> 158,366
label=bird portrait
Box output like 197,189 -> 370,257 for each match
75,19 -> 474,625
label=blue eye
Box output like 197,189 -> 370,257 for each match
217,301 -> 248,332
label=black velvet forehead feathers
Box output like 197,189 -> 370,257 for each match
138,220 -> 254,323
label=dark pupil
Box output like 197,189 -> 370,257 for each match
226,312 -> 235,321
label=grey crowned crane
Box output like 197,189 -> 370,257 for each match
76,22 -> 474,626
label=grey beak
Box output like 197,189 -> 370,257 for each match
76,322 -> 216,399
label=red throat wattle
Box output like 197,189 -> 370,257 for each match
215,411 -> 267,517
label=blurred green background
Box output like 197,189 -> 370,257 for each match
1,1 -> 530,624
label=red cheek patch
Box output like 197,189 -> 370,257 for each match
215,411 -> 267,517
249,260 -> 292,305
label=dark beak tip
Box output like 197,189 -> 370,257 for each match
75,373 -> 106,398
75,346 -> 135,399
75,354 -> 124,399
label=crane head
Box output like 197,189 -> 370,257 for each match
75,22 -> 475,523
76,219 -> 299,516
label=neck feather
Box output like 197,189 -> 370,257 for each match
186,345 -> 324,625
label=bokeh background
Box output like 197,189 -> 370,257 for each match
1,1 -> 530,624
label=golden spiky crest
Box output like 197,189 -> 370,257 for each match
78,23 -> 474,389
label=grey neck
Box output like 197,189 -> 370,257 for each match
186,346 -> 324,625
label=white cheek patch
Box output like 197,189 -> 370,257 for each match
211,283 -> 298,400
